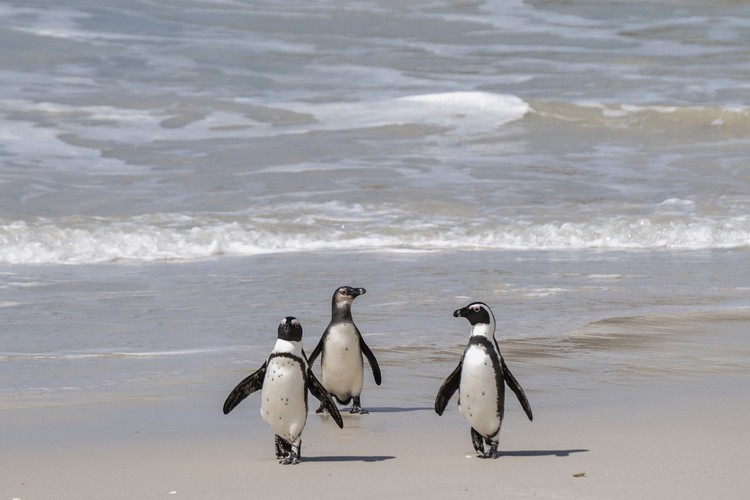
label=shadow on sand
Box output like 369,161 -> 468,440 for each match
304,455 -> 396,463
364,406 -> 434,413
500,449 -> 589,458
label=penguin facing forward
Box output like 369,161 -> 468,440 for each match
435,302 -> 533,458
308,286 -> 382,414
223,316 -> 343,465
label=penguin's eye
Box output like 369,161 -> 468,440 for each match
471,305 -> 481,312
340,289 -> 349,295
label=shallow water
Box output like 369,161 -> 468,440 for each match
2,249 -> 749,406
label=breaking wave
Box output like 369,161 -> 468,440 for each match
2,210 -> 748,264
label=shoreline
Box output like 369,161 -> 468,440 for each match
3,309 -> 749,499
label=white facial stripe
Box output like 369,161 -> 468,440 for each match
487,306 -> 496,335
469,304 -> 496,338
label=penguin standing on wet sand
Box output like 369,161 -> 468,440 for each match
308,286 -> 382,414
223,316 -> 343,465
435,302 -> 533,458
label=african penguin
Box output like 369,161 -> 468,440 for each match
434,302 -> 533,458
223,316 -> 343,465
308,286 -> 382,414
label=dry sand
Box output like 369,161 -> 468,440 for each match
3,310 -> 750,499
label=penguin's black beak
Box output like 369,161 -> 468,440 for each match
453,307 -> 465,318
353,287 -> 366,297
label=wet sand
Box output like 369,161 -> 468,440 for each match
3,310 -> 749,499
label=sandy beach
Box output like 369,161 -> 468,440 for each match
4,309 -> 749,499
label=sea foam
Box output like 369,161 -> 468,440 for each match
282,91 -> 529,136
1,211 -> 747,265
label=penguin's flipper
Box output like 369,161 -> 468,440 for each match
308,370 -> 344,429
307,336 -> 324,366
222,362 -> 267,415
434,361 -> 462,415
359,337 -> 382,385
501,356 -> 533,421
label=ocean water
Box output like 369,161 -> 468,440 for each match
1,0 -> 749,405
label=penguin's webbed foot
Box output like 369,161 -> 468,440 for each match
481,438 -> 499,459
350,396 -> 369,414
470,428 -> 499,458
470,428 -> 484,456
280,454 -> 300,465
280,441 -> 301,465
274,435 -> 292,459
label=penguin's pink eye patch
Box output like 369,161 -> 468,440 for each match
281,317 -> 300,327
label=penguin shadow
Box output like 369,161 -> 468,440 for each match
317,406 -> 433,416
303,455 -> 396,463
499,448 -> 589,458
365,406 -> 434,413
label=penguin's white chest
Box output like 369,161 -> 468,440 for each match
321,323 -> 364,400
260,355 -> 307,443
458,345 -> 502,437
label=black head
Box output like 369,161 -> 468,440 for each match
453,302 -> 494,326
332,285 -> 366,308
277,316 -> 303,342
